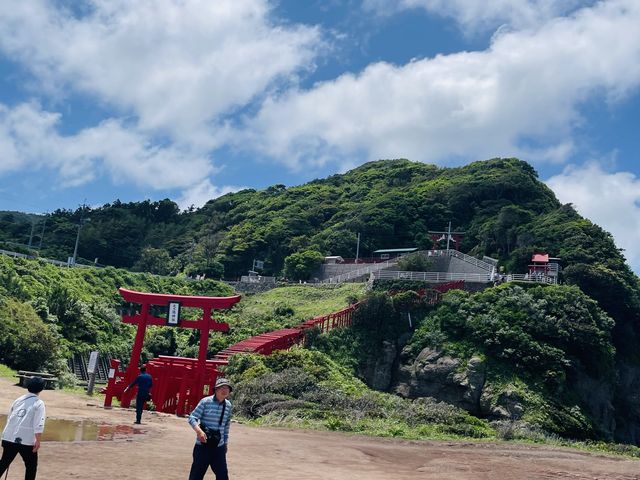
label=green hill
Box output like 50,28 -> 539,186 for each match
5,157 -> 638,366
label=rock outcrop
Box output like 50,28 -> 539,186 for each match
393,346 -> 486,415
360,340 -> 397,391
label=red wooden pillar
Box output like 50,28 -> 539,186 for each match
103,358 -> 121,408
197,308 -> 211,385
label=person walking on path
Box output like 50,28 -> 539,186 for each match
0,376 -> 46,480
187,377 -> 233,480
124,365 -> 153,424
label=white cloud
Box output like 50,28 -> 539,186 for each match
239,0 -> 640,171
0,0 -> 322,145
0,102 -> 213,189
546,162 -> 640,272
0,1 -> 324,206
176,179 -> 243,210
363,0 -> 593,32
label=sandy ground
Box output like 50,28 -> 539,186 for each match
0,377 -> 638,480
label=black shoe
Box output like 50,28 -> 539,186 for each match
134,421 -> 141,424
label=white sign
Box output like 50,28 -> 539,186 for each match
87,351 -> 99,374
108,368 -> 115,379
167,301 -> 181,326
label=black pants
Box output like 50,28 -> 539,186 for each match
188,443 -> 228,480
135,395 -> 145,423
0,440 -> 38,480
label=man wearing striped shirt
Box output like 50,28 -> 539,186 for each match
187,377 -> 232,480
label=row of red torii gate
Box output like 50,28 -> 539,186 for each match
103,282 -> 463,416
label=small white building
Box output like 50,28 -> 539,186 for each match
324,256 -> 345,264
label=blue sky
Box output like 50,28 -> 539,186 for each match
0,0 -> 639,270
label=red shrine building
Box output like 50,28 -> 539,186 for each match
528,253 -> 561,282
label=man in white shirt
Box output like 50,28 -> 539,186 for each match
0,376 -> 46,480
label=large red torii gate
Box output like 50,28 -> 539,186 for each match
103,288 -> 240,415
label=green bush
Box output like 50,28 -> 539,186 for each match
0,298 -> 60,371
283,250 -> 324,281
397,252 -> 432,271
410,285 -> 615,383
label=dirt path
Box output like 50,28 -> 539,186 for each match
0,377 -> 638,479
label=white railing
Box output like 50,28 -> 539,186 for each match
505,273 -> 557,284
240,275 -> 276,284
322,259 -> 397,283
0,248 -> 99,269
374,270 -> 492,283
482,256 -> 499,266
0,248 -> 73,268
444,249 -> 495,272
374,270 -> 557,285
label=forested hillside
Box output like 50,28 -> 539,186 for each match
5,158 -> 639,355
1,158 -> 631,281
0,158 -> 566,277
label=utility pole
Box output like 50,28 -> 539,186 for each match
38,216 -> 46,250
28,219 -> 36,249
71,203 -> 87,266
355,232 -> 361,263
446,221 -> 452,251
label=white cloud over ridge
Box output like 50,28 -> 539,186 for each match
176,179 -> 243,211
547,162 -> 640,272
241,0 -> 640,170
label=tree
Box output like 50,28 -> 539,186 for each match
0,298 -> 60,371
283,250 -> 324,281
132,247 -> 172,275
397,252 -> 432,271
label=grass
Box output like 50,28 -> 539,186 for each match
215,283 -> 365,345
234,283 -> 365,320
241,413 -> 497,442
0,364 -> 16,378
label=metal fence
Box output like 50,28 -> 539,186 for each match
0,248 -> 69,267
374,269 -> 557,285
443,249 -> 495,272
0,248 -> 101,269
321,259 -> 397,283
374,270 -> 492,283
240,275 -> 277,284
505,273 -> 557,284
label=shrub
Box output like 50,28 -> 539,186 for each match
0,298 -> 61,371
397,252 -> 432,272
410,285 -> 615,384
283,250 -> 324,281
492,420 -> 550,442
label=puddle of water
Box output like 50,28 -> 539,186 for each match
0,414 -> 145,442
